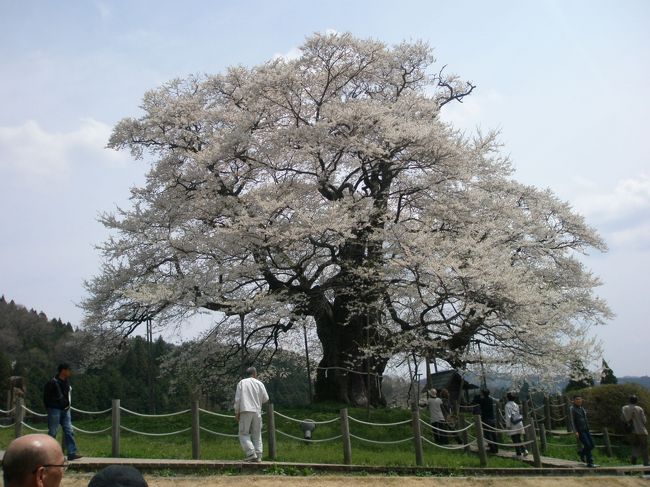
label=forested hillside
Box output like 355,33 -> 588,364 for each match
0,296 -> 311,413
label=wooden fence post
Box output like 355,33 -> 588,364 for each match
474,414 -> 487,467
602,427 -> 613,457
267,402 -> 277,461
340,408 -> 352,465
191,399 -> 200,460
525,418 -> 542,467
411,403 -> 424,466
544,395 -> 552,431
111,399 -> 120,458
539,423 -> 548,454
14,397 -> 24,438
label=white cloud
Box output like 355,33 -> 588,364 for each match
272,30 -> 341,62
0,118 -> 129,181
94,0 -> 111,20
569,175 -> 650,251
438,89 -> 504,132
272,47 -> 302,62
572,175 -> 650,222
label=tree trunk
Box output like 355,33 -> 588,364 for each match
312,309 -> 387,406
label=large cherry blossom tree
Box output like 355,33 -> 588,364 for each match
83,33 -> 610,406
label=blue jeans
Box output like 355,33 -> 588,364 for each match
47,408 -> 77,456
577,430 -> 594,464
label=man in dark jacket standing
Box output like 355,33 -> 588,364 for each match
43,363 -> 82,460
472,389 -> 498,453
570,395 -> 595,467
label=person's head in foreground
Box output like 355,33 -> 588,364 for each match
2,434 -> 66,487
573,395 -> 583,407
87,465 -> 148,487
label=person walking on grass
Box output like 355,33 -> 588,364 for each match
570,395 -> 596,468
234,366 -> 269,462
505,392 -> 527,457
43,363 -> 82,461
621,394 -> 649,466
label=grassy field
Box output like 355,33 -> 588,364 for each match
542,430 -> 632,466
0,405 -> 634,468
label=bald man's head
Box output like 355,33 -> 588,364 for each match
2,434 -> 65,487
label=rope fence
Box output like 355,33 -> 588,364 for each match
6,395 -> 635,466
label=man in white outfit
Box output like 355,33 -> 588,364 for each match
234,366 -> 269,462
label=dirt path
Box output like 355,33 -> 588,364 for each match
62,474 -> 649,487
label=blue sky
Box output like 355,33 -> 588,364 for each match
1,1 -> 648,376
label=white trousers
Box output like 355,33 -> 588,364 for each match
238,411 -> 263,458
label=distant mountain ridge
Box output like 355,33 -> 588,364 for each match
619,376 -> 650,390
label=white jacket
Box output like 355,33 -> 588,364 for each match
234,377 -> 269,414
505,400 -> 525,436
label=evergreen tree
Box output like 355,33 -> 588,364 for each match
565,359 -> 595,393
600,358 -> 618,385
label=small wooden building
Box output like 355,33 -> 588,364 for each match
426,370 -> 479,405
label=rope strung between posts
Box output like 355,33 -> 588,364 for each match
421,436 -> 473,450
480,421 -> 521,434
545,441 -> 578,448
20,422 -> 48,432
120,425 -> 191,436
198,408 -> 235,419
0,407 -> 16,414
547,430 -> 573,436
22,406 -> 47,417
275,429 -> 343,443
420,418 -> 474,434
120,406 -> 190,418
0,421 -> 16,428
418,418 -> 473,434
348,415 -> 411,427
72,425 -> 112,434
199,426 -> 239,438
71,406 -> 112,415
273,410 -> 340,425
484,437 -> 534,447
349,433 -> 414,444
